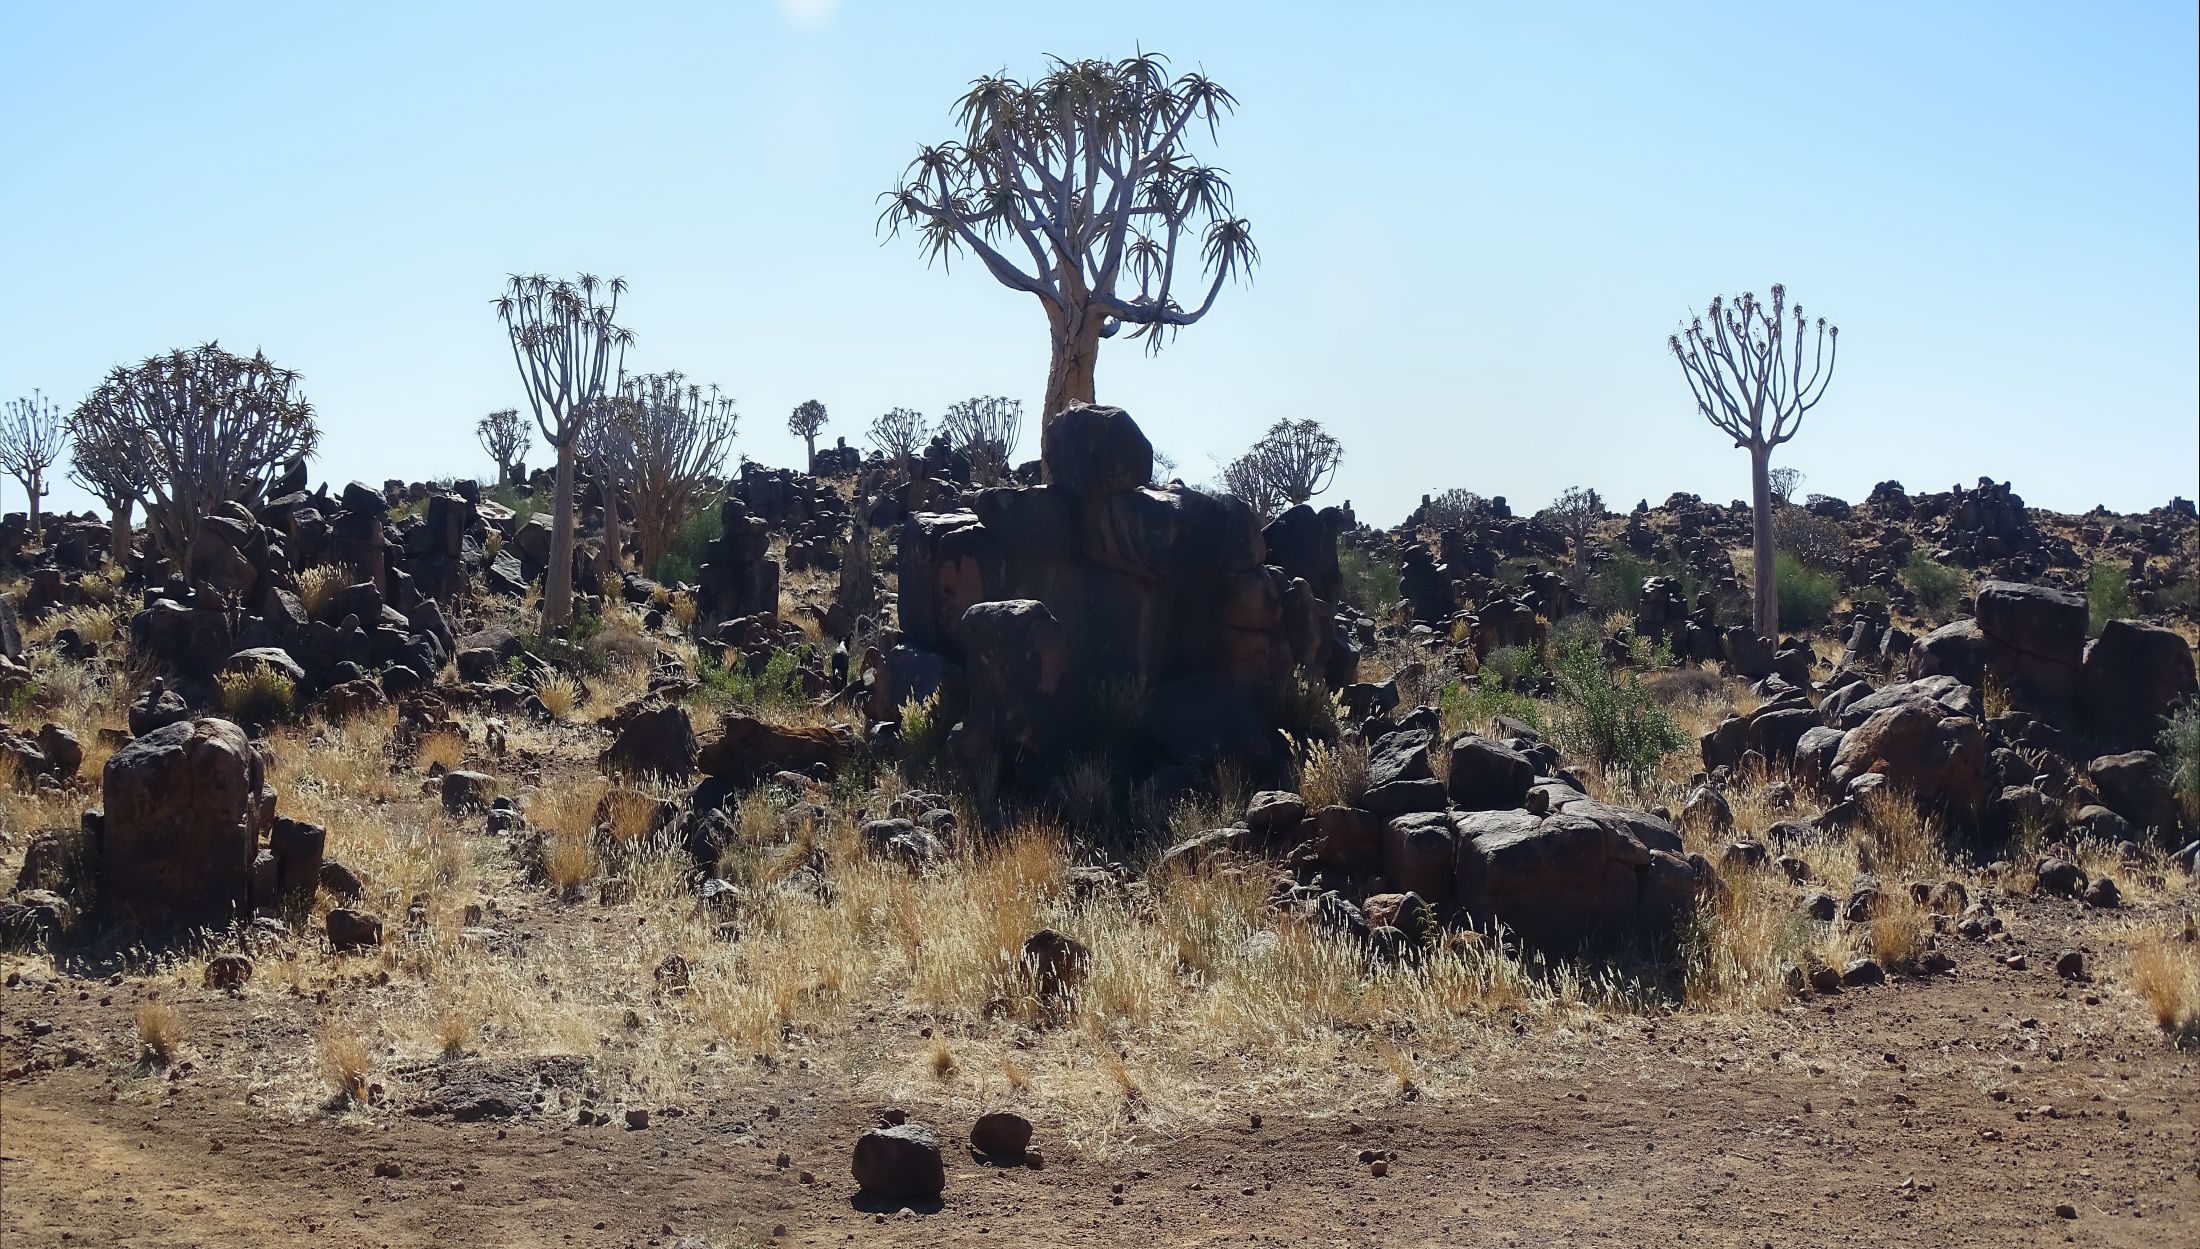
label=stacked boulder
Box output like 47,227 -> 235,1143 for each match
890,404 -> 1350,790
1178,721 -> 1709,955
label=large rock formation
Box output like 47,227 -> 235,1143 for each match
98,718 -> 277,928
890,404 -> 1350,789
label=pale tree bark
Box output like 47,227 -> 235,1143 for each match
546,439 -> 578,624
1749,442 -> 1776,635
108,497 -> 134,570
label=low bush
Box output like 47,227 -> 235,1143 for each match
216,666 -> 294,726
1338,546 -> 1400,614
698,646 -> 808,711
1439,678 -> 1542,740
1771,507 -> 1847,570
1546,635 -> 1686,790
1901,552 -> 1966,617
2087,562 -> 2135,636
1774,551 -> 1839,631
650,494 -> 723,587
2161,700 -> 2200,823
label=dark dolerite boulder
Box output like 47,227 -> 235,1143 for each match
2080,620 -> 2197,753
852,1123 -> 946,1199
100,718 -> 273,929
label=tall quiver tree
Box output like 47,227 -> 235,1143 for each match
787,399 -> 828,473
495,274 -> 633,631
477,408 -> 530,487
880,53 -> 1259,429
1669,284 -> 1839,636
1,391 -> 66,540
620,372 -> 737,572
72,345 -> 318,570
65,393 -> 156,567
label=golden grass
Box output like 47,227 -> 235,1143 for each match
296,564 -> 348,619
317,1020 -> 373,1102
216,666 -> 295,723
2126,918 -> 2199,1043
136,1000 -> 186,1063
536,673 -> 581,722
1297,736 -> 1369,810
414,727 -> 467,774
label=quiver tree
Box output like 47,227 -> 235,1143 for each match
879,53 -> 1259,428
575,395 -> 636,572
939,394 -> 1023,483
1221,418 -> 1342,520
495,273 -> 633,631
72,344 -> 318,569
0,390 -> 66,538
1669,284 -> 1839,636
477,407 -> 530,487
868,407 -> 928,478
1768,465 -> 1802,509
619,371 -> 737,572
64,395 -> 156,564
1544,486 -> 1605,555
787,399 -> 828,472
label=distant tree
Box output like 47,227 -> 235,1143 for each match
868,407 -> 927,477
0,391 -> 65,537
938,394 -> 1024,484
1545,486 -> 1605,555
1421,488 -> 1490,532
72,344 -> 318,568
1222,418 -> 1342,520
476,408 -> 530,487
787,399 -> 828,471
879,53 -> 1258,428
64,394 -> 156,563
575,395 -> 636,571
620,371 -> 738,571
1768,465 -> 1802,508
1218,451 -> 1285,521
1670,284 -> 1839,636
495,273 -> 633,632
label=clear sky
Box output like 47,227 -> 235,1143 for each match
3,2 -> 2194,523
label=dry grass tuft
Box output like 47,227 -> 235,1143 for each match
536,673 -> 581,722
216,666 -> 294,724
317,1021 -> 373,1102
415,728 -> 467,774
296,564 -> 348,619
2127,919 -> 2200,1044
1297,736 -> 1369,810
136,1000 -> 186,1063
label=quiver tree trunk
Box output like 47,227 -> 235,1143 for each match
1749,442 -> 1777,637
1041,311 -> 1103,431
545,439 -> 578,631
108,498 -> 134,570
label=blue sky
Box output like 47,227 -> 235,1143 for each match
3,1 -> 2194,521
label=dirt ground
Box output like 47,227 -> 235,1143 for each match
4,893 -> 2194,1249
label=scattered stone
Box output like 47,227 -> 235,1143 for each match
851,1123 -> 945,1199
969,1111 -> 1032,1159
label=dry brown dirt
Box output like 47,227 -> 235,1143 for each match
4,895 -> 2195,1249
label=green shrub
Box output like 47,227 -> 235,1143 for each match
1479,644 -> 1540,689
697,645 -> 807,710
1774,551 -> 1839,631
2087,562 -> 2135,636
1546,636 -> 1686,790
2161,700 -> 2200,823
1901,553 -> 1966,618
899,690 -> 947,762
1338,546 -> 1400,614
650,494 -> 723,587
1439,679 -> 1542,740
216,666 -> 294,726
